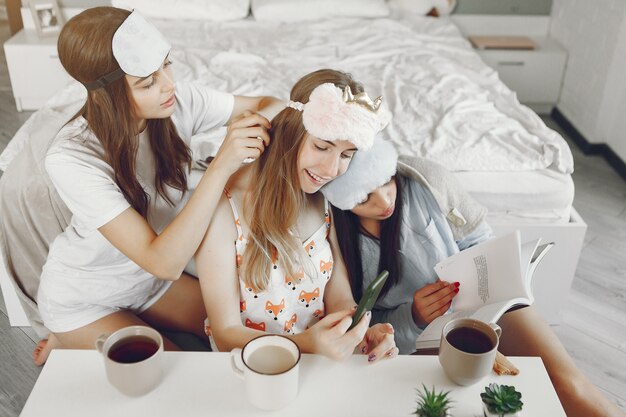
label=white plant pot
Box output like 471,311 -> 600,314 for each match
482,403 -> 521,417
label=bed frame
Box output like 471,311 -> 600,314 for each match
490,209 -> 587,324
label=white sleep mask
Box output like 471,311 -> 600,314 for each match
84,10 -> 171,90
112,10 -> 170,77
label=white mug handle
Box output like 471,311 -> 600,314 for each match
230,348 -> 244,379
489,323 -> 502,338
95,333 -> 109,354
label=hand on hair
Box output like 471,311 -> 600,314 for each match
306,307 -> 370,361
212,110 -> 271,174
411,280 -> 459,327
356,323 -> 398,363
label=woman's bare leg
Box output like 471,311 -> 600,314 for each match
498,307 -> 625,417
139,273 -> 208,341
35,273 -> 205,365
53,311 -> 181,351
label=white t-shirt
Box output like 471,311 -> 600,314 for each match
38,82 -> 234,332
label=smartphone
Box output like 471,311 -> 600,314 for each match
348,270 -> 389,330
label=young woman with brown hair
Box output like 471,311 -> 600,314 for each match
195,69 -> 398,361
33,6 -> 282,364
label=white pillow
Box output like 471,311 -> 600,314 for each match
111,0 -> 250,21
251,0 -> 389,22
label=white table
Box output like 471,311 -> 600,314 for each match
21,350 -> 566,417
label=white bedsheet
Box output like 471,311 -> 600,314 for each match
150,14 -> 573,174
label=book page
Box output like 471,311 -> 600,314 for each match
526,242 -> 555,300
434,232 -> 526,311
520,239 -> 540,298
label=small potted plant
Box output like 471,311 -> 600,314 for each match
413,384 -> 453,417
481,383 -> 524,417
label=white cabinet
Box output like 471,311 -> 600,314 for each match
474,37 -> 567,114
3,29 -> 73,111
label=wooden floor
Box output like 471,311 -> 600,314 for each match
0,20 -> 625,416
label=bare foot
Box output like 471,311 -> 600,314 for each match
33,334 -> 61,366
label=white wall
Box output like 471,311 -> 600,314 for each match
550,0 -> 626,161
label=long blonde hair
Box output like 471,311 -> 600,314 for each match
242,69 -> 364,292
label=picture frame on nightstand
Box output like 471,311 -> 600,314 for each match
29,0 -> 64,37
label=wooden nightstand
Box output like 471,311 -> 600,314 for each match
3,29 -> 72,111
473,37 -> 567,114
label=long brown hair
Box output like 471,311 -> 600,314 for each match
242,69 -> 364,292
57,7 -> 191,218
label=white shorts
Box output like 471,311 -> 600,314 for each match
37,259 -> 172,333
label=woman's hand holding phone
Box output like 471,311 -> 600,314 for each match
305,307 -> 371,361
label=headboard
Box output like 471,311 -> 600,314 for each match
7,0 -> 554,35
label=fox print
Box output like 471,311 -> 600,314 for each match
284,269 -> 305,290
265,299 -> 286,321
319,258 -> 333,277
245,318 -> 266,331
298,288 -> 320,308
284,314 -> 297,334
305,240 -> 316,257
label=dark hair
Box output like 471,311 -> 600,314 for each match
58,7 -> 191,218
332,175 -> 405,301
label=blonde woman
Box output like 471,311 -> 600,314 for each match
196,69 -> 398,361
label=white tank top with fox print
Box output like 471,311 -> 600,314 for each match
205,189 -> 333,349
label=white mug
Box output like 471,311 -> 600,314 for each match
95,325 -> 164,396
231,334 -> 301,410
438,318 -> 501,386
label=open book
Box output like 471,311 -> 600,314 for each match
414,231 -> 554,352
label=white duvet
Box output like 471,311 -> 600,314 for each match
155,14 -> 573,174
1,14 -> 574,174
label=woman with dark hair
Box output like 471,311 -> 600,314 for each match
34,6 -> 282,364
322,137 -> 625,417
195,69 -> 398,361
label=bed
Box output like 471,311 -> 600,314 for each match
0,1 -> 585,330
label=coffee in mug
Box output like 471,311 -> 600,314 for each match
95,325 -> 164,396
231,335 -> 300,410
445,326 -> 495,354
108,335 -> 160,364
438,318 -> 501,386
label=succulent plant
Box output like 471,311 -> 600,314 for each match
413,384 -> 452,417
481,383 -> 523,416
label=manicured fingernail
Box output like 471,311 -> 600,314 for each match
454,288 -> 459,293
368,353 -> 376,362
387,324 -> 394,334
361,346 -> 367,354
454,282 -> 460,287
